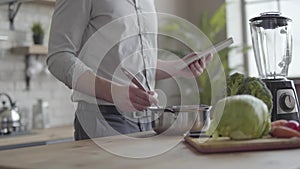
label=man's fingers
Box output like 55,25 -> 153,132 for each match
205,53 -> 213,63
130,94 -> 151,107
148,94 -> 159,106
183,52 -> 198,60
192,60 -> 203,73
132,102 -> 148,111
129,86 -> 159,108
189,64 -> 202,77
199,57 -> 207,69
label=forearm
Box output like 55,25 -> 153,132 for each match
76,70 -> 158,112
75,70 -> 118,103
156,59 -> 177,80
47,52 -> 116,103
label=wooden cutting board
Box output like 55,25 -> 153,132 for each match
185,136 -> 300,153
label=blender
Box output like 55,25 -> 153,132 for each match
249,12 -> 300,122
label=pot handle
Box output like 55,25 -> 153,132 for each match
0,93 -> 15,108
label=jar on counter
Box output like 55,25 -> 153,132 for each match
32,99 -> 50,129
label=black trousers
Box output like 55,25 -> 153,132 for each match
74,102 -> 152,140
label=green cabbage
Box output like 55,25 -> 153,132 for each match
206,95 -> 271,140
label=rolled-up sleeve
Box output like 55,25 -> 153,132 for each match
47,0 -> 92,89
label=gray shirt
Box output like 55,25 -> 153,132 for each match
47,0 -> 158,104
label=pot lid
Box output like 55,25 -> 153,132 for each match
249,12 -> 292,29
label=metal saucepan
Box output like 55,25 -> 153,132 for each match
149,105 -> 211,135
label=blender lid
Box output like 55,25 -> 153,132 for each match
249,12 -> 292,29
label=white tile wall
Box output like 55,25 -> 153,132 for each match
0,3 -> 75,128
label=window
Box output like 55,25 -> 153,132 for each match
226,0 -> 300,77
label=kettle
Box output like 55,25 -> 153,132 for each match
0,93 -> 21,134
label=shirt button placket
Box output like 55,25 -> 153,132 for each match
134,0 -> 152,91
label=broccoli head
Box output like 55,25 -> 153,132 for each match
227,73 -> 273,113
227,72 -> 245,96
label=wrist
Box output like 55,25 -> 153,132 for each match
156,60 -> 178,80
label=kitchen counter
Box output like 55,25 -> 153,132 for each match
0,131 -> 299,169
0,125 -> 74,150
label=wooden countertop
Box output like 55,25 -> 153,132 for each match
0,131 -> 299,169
0,125 -> 74,149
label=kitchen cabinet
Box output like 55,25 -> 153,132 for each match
0,125 -> 73,150
0,131 -> 299,169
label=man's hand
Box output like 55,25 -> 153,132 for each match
176,52 -> 213,78
111,84 -> 158,112
156,52 -> 213,80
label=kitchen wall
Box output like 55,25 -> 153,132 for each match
0,2 -> 75,128
0,0 -> 225,128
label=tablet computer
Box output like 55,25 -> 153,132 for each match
177,37 -> 234,70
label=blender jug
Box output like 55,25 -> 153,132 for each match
250,12 -> 292,79
249,12 -> 300,122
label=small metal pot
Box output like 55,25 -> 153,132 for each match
149,105 -> 211,135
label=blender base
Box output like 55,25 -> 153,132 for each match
263,79 -> 300,122
277,113 -> 299,122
